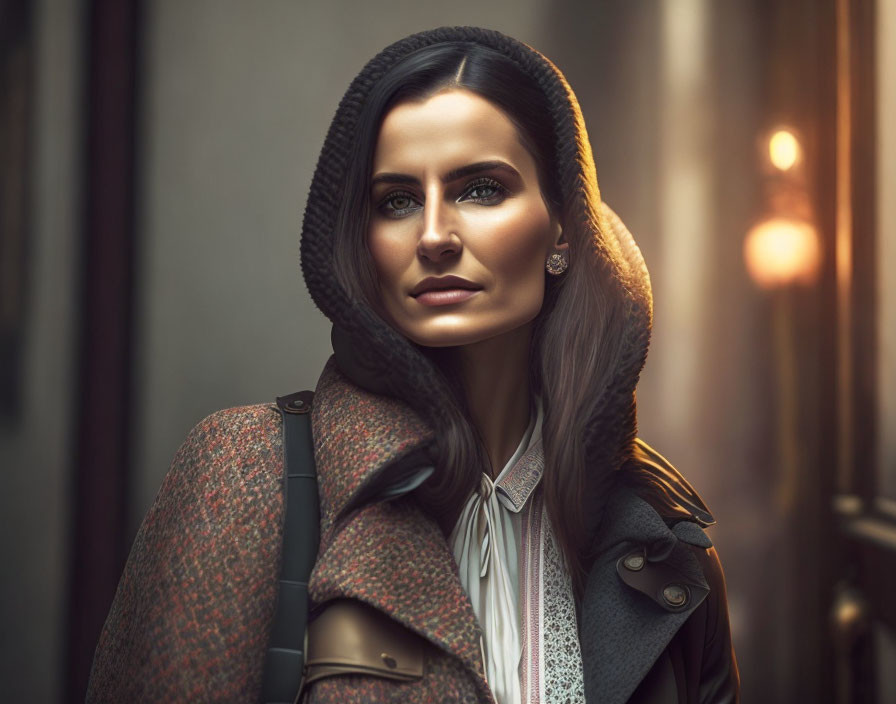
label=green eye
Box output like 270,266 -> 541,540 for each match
378,191 -> 420,217
390,195 -> 413,210
469,185 -> 497,199
461,177 -> 507,204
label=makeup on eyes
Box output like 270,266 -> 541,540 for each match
371,159 -> 521,189
374,175 -> 511,218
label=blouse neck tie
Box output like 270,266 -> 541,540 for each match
450,401 -> 542,704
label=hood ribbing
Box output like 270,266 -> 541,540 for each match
299,26 -> 653,541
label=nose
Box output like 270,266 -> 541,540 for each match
417,192 -> 461,263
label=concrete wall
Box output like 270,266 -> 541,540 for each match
0,1 -> 83,700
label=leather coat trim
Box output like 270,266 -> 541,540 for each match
305,599 -> 427,685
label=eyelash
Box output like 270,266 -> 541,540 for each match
462,177 -> 507,204
376,177 -> 508,217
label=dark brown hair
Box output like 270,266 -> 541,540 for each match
331,42 -> 627,596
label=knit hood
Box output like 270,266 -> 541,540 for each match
299,27 -> 655,542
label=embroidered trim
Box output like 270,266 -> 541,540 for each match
519,489 -> 545,703
497,439 -> 545,513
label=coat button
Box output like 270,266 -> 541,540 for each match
663,584 -> 689,608
623,553 -> 645,571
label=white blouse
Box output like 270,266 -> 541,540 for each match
450,400 -> 585,704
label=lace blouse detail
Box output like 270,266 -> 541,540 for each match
542,518 -> 586,702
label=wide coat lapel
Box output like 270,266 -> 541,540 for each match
306,358 -> 719,703
307,359 -> 493,701
580,486 -> 714,704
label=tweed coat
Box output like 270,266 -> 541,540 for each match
87,357 -> 739,703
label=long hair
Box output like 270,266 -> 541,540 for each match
331,42 -> 628,596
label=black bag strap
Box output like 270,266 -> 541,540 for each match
261,390 -> 318,704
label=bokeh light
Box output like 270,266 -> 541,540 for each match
769,129 -> 801,171
744,216 -> 822,288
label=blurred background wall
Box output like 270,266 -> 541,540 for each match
2,0 -> 894,701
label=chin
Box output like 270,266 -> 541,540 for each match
399,318 -> 536,350
404,330 -> 488,349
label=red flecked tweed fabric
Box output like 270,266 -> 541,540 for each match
87,359 -> 494,702
312,357 -> 433,540
86,403 -> 287,701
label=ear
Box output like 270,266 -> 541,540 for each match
551,220 -> 569,251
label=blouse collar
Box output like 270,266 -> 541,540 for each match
493,396 -> 544,513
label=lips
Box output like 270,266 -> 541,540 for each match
410,275 -> 483,297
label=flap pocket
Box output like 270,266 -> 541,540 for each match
305,599 -> 426,686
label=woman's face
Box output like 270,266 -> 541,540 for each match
367,88 -> 563,348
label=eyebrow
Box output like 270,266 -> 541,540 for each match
370,160 -> 521,189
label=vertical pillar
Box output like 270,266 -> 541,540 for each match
66,0 -> 140,699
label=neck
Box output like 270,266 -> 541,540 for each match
450,324 -> 533,479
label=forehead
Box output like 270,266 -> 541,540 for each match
372,89 -> 533,174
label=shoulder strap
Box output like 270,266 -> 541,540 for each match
261,390 -> 318,704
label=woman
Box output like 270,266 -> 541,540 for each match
88,26 -> 739,703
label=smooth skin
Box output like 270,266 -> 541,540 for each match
367,88 -> 567,476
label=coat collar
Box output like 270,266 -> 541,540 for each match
310,356 -> 435,540
308,358 -> 493,699
580,484 -> 714,704
308,357 -> 716,703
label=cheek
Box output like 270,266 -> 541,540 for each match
476,206 -> 552,283
367,226 -> 408,292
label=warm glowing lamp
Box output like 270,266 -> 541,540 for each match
768,129 -> 801,171
744,216 -> 821,288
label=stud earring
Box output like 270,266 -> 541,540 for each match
545,251 -> 568,275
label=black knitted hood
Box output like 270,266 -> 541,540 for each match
299,26 -> 653,539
